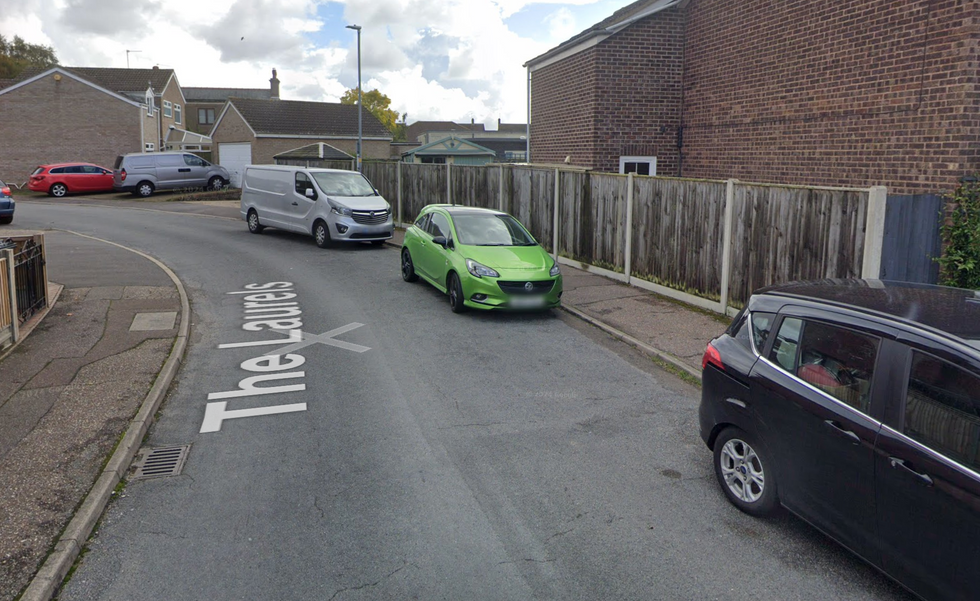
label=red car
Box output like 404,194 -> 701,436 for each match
29,163 -> 115,197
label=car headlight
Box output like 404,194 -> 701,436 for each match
550,262 -> 560,277
466,259 -> 499,278
331,204 -> 353,217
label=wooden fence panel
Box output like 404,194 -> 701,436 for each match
528,168 -> 555,251
509,167 -> 533,234
632,178 -> 727,299
591,174 -> 629,271
451,165 -> 494,209
362,162 -> 399,206
400,163 -> 446,220
728,186 -> 868,306
558,171 -> 592,263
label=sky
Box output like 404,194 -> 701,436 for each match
0,0 -> 636,128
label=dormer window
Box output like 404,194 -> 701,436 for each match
145,90 -> 154,116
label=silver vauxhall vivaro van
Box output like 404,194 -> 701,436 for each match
113,152 -> 230,197
241,165 -> 393,247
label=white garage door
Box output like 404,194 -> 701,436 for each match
219,143 -> 252,188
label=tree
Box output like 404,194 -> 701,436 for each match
340,88 -> 401,137
0,34 -> 58,79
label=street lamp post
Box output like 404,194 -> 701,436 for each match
346,24 -> 363,173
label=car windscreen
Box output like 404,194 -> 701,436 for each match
310,172 -> 376,196
453,213 -> 537,246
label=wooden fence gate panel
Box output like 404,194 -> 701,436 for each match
880,194 -> 942,284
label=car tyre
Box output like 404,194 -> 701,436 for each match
448,272 -> 466,313
713,427 -> 778,517
247,209 -> 264,234
401,248 -> 418,282
135,181 -> 154,198
208,176 -> 225,191
314,220 -> 332,249
0,216 -> 11,225
50,183 -> 68,197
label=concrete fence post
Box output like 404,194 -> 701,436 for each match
625,172 -> 634,284
719,179 -> 737,314
553,169 -> 560,261
396,161 -> 403,226
861,186 -> 889,279
499,164 -> 505,212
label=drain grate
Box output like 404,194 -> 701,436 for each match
130,445 -> 191,480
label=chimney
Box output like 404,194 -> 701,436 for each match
498,118 -> 501,128
270,68 -> 280,100
152,65 -> 159,70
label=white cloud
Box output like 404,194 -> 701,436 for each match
0,0 -> 633,123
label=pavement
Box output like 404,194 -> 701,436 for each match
0,201 -> 726,601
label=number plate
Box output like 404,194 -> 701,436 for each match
509,295 -> 546,308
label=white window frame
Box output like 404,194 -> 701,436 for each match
145,91 -> 154,116
174,104 -> 182,124
619,156 -> 657,176
163,100 -> 173,119
145,142 -> 155,152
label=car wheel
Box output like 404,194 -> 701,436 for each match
448,272 -> 466,313
0,216 -> 11,225
136,181 -> 154,198
314,220 -> 332,249
401,248 -> 418,282
50,183 -> 68,197
208,176 -> 225,191
713,427 -> 778,516
247,209 -> 264,234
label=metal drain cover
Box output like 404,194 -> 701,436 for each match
131,445 -> 191,480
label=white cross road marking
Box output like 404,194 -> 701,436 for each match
264,324 -> 370,356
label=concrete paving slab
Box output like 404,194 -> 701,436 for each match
130,311 -> 178,331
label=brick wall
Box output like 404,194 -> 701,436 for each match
529,47 -> 598,167
529,7 -> 685,174
681,0 -> 980,195
0,75 -> 142,184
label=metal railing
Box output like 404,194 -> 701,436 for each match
13,238 -> 46,323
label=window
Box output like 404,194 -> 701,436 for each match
504,150 -> 526,161
769,318 -> 879,413
50,167 -> 67,174
163,100 -> 172,118
619,156 -> 657,176
427,213 -> 450,238
295,172 -> 313,195
198,108 -> 215,125
146,91 -> 154,116
174,104 -> 182,124
905,351 -> 980,468
183,154 -> 206,167
420,156 -> 446,164
414,213 -> 430,229
732,311 -> 776,355
144,143 -> 156,152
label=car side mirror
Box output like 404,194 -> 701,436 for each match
432,235 -> 448,248
305,188 -> 316,199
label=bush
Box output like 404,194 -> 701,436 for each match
937,179 -> 980,289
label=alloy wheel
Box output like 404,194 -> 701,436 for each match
719,438 -> 765,503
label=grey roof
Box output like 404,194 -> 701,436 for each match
229,98 -> 392,138
274,143 -> 353,160
405,120 -> 481,142
184,87 -> 271,102
525,0 -> 681,67
494,123 -> 527,134
56,67 -> 175,93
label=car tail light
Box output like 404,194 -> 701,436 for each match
1,187 -> 9,196
120,169 -> 127,181
702,342 -> 724,371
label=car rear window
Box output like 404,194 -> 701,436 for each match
113,156 -> 124,169
32,167 -> 44,175
730,311 -> 775,355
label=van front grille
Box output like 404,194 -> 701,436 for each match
352,209 -> 390,225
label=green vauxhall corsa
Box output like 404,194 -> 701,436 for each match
401,205 -> 563,313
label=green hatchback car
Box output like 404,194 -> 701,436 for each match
401,205 -> 563,313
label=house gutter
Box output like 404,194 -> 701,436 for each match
526,65 -> 531,162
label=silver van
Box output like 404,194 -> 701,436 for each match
113,152 -> 230,197
241,165 -> 393,247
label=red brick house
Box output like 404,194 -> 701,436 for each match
0,66 -> 191,184
525,0 -> 980,197
209,98 -> 392,187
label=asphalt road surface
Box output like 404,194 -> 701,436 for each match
11,200 -> 913,601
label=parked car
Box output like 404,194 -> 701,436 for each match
401,205 -> 562,313
113,152 -> 229,197
28,163 -> 114,197
0,179 -> 13,224
700,279 -> 980,601
241,165 -> 393,247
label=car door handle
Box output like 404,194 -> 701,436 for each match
823,420 -> 861,445
888,457 -> 934,487
178,168 -> 191,172
291,202 -> 299,206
